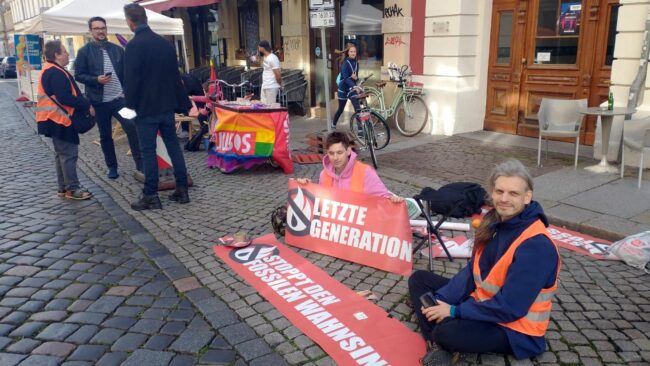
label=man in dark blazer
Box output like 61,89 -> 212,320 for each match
123,3 -> 191,211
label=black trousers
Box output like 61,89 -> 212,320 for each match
332,97 -> 361,126
408,270 -> 513,355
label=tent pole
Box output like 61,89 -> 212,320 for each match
181,34 -> 189,73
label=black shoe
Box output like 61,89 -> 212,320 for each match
107,167 -> 119,179
131,194 -> 162,211
169,186 -> 190,204
420,349 -> 453,366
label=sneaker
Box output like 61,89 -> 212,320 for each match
177,131 -> 189,139
107,167 -> 119,179
65,188 -> 92,200
329,123 -> 337,130
57,189 -> 66,198
420,349 -> 453,366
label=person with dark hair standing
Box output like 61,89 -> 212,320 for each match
123,3 -> 191,211
36,40 -> 95,200
331,45 -> 360,130
295,131 -> 401,202
75,16 -> 142,179
408,159 -> 560,365
258,40 -> 282,105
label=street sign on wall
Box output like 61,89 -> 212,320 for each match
309,10 -> 335,28
309,0 -> 334,9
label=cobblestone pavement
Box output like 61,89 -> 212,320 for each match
5,79 -> 650,365
0,84 -> 286,365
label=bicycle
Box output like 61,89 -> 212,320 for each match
347,81 -> 391,170
355,64 -> 429,137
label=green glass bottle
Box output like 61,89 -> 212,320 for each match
608,92 -> 614,111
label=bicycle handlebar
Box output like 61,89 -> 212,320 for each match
207,79 -> 251,88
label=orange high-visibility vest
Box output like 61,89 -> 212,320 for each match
470,219 -> 560,337
320,160 -> 368,192
35,62 -> 76,127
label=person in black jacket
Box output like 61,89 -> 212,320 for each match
75,16 -> 142,179
123,3 -> 191,211
36,40 -> 94,200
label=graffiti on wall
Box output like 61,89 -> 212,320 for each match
383,4 -> 404,18
384,35 -> 407,47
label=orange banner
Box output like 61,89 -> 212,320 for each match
214,235 -> 426,365
284,180 -> 414,275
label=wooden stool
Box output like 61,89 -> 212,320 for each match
175,115 -> 198,140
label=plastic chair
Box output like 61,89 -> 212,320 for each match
537,98 -> 588,168
620,117 -> 650,188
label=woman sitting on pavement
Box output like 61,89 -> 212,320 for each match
296,131 -> 402,203
408,159 -> 560,365
36,40 -> 95,200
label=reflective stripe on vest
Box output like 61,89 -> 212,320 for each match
470,219 -> 561,337
35,62 -> 76,127
320,161 -> 368,192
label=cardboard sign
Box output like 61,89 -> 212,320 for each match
214,235 -> 426,365
284,181 -> 413,275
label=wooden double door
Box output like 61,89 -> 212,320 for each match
484,0 -> 620,145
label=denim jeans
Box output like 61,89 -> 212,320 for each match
135,112 -> 188,195
95,97 -> 142,171
52,137 -> 80,191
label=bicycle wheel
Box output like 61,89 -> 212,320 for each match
363,88 -> 383,114
395,95 -> 429,137
349,111 -> 390,149
364,122 -> 378,169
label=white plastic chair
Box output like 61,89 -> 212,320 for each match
537,98 -> 588,168
620,117 -> 650,188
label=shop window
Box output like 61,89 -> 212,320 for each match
341,0 -> 383,80
534,0 -> 582,65
237,0 -> 259,60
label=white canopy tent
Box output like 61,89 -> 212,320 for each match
20,0 -> 188,69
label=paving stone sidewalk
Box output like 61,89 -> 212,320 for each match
0,85 -> 286,365
6,80 -> 650,365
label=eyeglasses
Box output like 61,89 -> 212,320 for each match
91,27 -> 107,31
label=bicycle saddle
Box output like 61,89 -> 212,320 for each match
375,81 -> 387,88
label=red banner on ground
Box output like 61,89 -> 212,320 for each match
548,225 -> 615,260
283,180 -> 413,275
213,234 -> 426,365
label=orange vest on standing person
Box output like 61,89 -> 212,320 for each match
320,161 -> 369,192
35,62 -> 75,127
470,219 -> 560,337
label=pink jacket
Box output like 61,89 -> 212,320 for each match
319,151 -> 393,198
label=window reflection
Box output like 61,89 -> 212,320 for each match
497,12 -> 513,64
535,0 -> 582,65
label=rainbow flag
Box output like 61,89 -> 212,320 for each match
212,107 -> 276,158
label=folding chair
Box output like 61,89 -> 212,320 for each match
412,183 -> 486,271
413,198 -> 456,270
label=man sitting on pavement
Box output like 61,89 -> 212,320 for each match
75,16 -> 142,179
408,159 -> 560,365
296,131 -> 402,203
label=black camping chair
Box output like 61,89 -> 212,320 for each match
413,183 -> 486,271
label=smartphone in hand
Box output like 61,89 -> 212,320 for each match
104,72 -> 112,77
419,292 -> 439,308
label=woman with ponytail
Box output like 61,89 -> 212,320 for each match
330,44 -> 360,130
